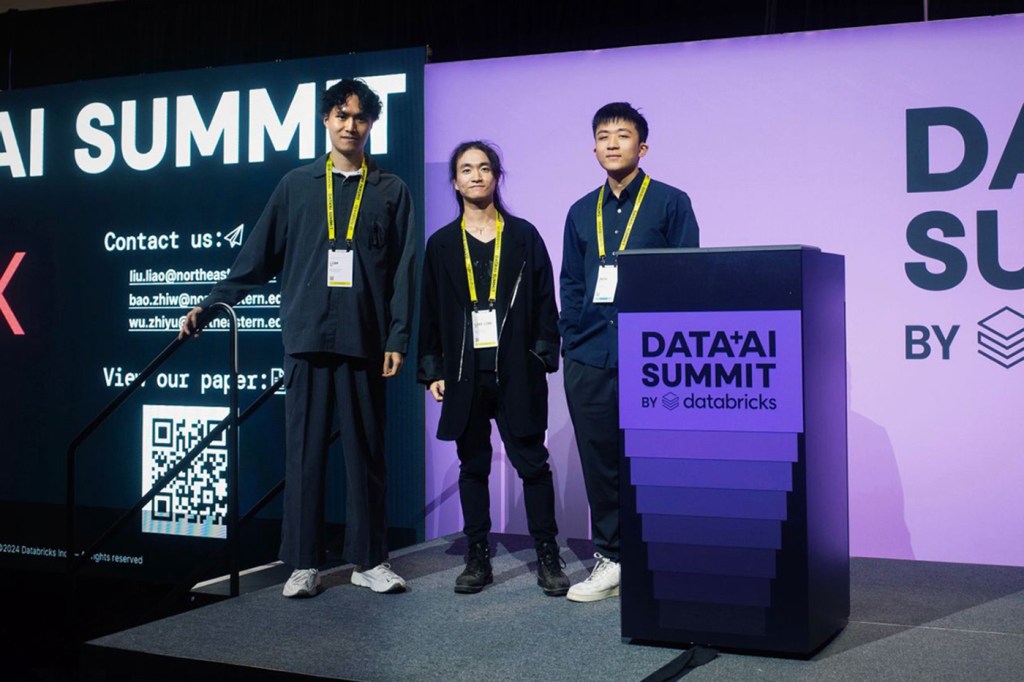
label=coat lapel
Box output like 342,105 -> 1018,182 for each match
496,219 -> 527,312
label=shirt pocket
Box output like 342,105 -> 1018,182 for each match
369,220 -> 386,249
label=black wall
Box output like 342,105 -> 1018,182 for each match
3,0 -> 1024,91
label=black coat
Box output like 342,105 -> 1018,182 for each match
417,215 -> 560,440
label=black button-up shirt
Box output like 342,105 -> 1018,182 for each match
559,169 -> 699,369
201,154 -> 416,358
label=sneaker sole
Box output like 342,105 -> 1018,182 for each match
565,585 -> 620,603
454,574 -> 493,594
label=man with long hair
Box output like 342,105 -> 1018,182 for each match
418,141 -> 568,596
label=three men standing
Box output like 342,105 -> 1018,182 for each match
182,87 -> 697,604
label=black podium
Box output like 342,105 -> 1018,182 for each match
616,245 -> 848,656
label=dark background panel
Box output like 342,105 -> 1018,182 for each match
3,1 -> 1024,91
0,47 -> 425,578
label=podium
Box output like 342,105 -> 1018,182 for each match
616,245 -> 848,656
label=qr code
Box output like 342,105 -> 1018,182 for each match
141,405 -> 230,539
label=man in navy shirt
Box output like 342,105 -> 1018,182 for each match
559,102 -> 699,602
180,79 -> 416,598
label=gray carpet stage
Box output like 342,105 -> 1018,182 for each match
84,534 -> 1024,681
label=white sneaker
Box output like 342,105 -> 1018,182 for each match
351,562 -> 407,593
566,553 -> 620,603
282,568 -> 320,598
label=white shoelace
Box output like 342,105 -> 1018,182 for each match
585,553 -> 614,582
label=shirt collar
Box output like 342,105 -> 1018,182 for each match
602,168 -> 647,205
314,153 -> 379,183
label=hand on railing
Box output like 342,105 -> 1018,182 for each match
178,306 -> 204,339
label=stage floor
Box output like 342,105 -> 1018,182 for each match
84,533 -> 1024,681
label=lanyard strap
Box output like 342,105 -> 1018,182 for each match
326,155 -> 368,249
461,212 -> 504,309
596,173 -> 651,263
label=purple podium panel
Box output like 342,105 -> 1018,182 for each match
659,601 -> 767,637
642,515 -> 783,549
635,486 -> 788,519
618,246 -> 848,656
619,310 -> 804,433
625,429 -> 799,461
646,544 -> 777,578
652,572 -> 773,607
629,458 -> 793,490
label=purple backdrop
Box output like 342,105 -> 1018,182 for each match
423,15 -> 1024,566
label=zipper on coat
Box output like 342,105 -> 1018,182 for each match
458,308 -> 467,382
495,262 -> 526,387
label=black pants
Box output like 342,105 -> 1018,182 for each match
563,358 -> 620,561
456,371 -> 558,549
279,353 -> 388,569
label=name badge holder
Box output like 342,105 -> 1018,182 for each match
472,308 -> 499,348
325,155 -> 367,289
327,248 -> 354,287
593,264 -> 618,303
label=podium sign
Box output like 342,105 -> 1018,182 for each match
619,310 -> 804,433
617,246 -> 848,656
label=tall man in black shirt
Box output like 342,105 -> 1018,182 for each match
559,102 -> 699,602
180,79 -> 416,598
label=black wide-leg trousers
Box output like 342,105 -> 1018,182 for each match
279,352 -> 388,570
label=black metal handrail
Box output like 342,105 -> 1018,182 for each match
66,303 -> 254,593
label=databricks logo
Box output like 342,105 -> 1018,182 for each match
977,307 -> 1024,369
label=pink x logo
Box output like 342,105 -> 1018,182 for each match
1,252 -> 25,335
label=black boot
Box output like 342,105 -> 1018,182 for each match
536,541 -> 570,596
455,540 -> 493,594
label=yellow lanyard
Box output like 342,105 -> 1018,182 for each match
326,155 -> 368,250
461,212 -> 504,309
596,173 -> 651,264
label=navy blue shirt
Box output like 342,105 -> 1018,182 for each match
200,154 -> 416,358
559,169 -> 699,369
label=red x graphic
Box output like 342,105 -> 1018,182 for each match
1,252 -> 26,335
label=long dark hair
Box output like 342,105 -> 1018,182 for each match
448,140 -> 511,217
